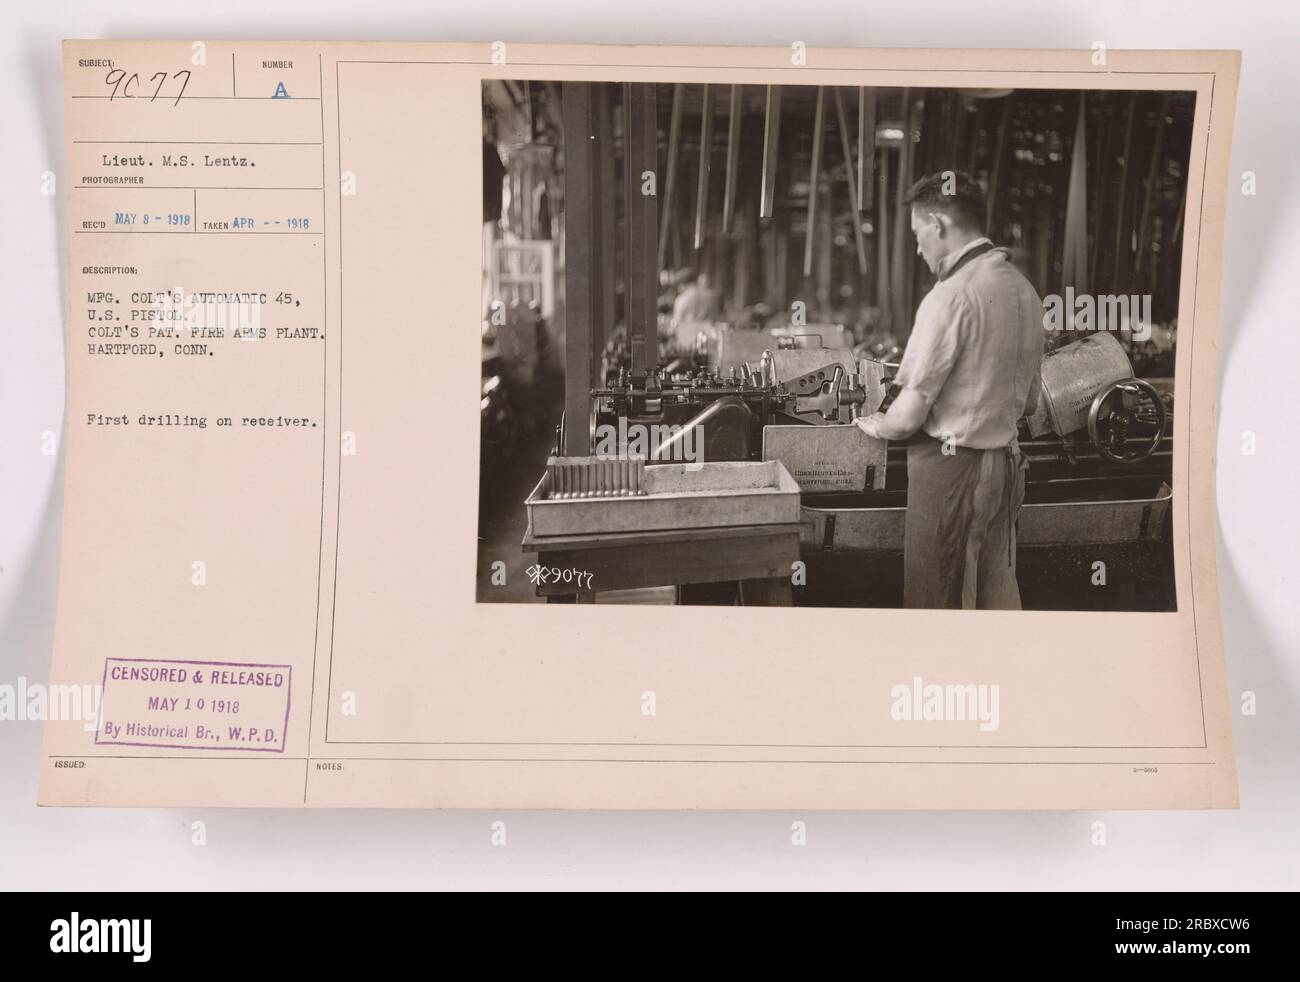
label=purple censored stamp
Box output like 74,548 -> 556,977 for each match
95,658 -> 292,753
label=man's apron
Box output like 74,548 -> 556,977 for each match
903,434 -> 1027,610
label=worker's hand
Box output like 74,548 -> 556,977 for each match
856,412 -> 888,440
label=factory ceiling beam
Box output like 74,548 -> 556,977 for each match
802,87 -> 825,279
721,84 -> 741,235
693,83 -> 714,251
1136,91 -> 1171,276
891,88 -> 916,334
624,82 -> 659,377
560,82 -> 606,455
833,87 -> 870,276
594,86 -> 617,363
1110,92 -> 1137,295
876,154 -> 890,327
656,83 -> 683,272
760,85 -> 782,220
1061,91 -> 1089,297
857,87 -> 876,210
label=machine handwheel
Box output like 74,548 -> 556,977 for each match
1087,377 -> 1166,464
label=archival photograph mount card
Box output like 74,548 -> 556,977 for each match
41,41 -> 1239,808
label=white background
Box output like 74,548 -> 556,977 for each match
2,0 -> 1296,890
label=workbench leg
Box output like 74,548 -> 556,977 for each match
738,576 -> 793,606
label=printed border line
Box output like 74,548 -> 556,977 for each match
70,95 -> 322,100
73,140 -> 324,145
45,754 -> 1211,769
317,58 -> 1216,762
1186,74 -> 1214,749
335,58 -> 1214,77
302,51 -> 332,801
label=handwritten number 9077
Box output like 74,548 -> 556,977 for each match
105,69 -> 192,106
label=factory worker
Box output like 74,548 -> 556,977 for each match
671,271 -> 721,326
857,171 -> 1044,609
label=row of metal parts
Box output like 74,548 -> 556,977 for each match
545,456 -> 648,499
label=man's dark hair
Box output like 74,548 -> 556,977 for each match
903,171 -> 987,233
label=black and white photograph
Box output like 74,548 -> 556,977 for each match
479,81 -> 1192,609
8,0 -> 1299,924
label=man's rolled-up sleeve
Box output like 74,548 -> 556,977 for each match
895,287 -> 969,406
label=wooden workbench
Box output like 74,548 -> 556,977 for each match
522,521 -> 803,604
